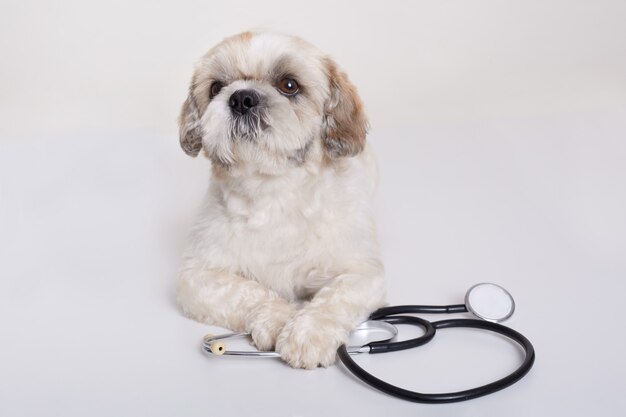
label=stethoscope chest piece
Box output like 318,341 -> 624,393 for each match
346,320 -> 398,353
464,282 -> 515,323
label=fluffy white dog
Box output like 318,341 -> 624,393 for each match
176,31 -> 386,369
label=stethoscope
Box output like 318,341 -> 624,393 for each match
202,283 -> 536,403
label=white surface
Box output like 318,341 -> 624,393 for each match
1,116 -> 625,416
2,0 -> 626,415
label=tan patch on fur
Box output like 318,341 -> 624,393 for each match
322,57 -> 368,160
236,31 -> 253,42
178,86 -> 204,157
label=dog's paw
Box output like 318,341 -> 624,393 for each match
276,311 -> 348,369
247,300 -> 296,351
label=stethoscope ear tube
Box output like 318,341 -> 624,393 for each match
370,304 -> 468,318
338,315 -> 536,403
366,316 -> 435,353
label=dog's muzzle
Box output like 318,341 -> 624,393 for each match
228,89 -> 266,140
229,89 -> 260,115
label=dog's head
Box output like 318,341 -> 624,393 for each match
179,32 -> 368,173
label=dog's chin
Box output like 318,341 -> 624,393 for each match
213,137 -> 313,177
229,113 -> 268,142
205,132 -> 288,175
205,110 -> 317,174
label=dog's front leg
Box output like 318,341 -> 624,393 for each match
177,267 -> 296,350
276,271 -> 386,369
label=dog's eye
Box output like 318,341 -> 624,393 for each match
276,78 -> 299,96
209,81 -> 224,99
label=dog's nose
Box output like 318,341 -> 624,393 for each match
229,89 -> 260,115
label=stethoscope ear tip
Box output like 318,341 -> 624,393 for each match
210,341 -> 226,355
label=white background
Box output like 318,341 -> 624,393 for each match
1,1 -> 625,416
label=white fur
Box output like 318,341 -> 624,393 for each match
177,32 -> 386,369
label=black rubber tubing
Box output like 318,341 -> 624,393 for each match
367,316 -> 436,353
371,304 -> 468,318
337,316 -> 536,404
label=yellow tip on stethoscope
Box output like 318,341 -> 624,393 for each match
209,342 -> 226,355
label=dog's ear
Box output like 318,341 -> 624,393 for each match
178,85 -> 204,157
322,58 -> 369,159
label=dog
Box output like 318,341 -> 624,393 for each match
176,31 -> 386,369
